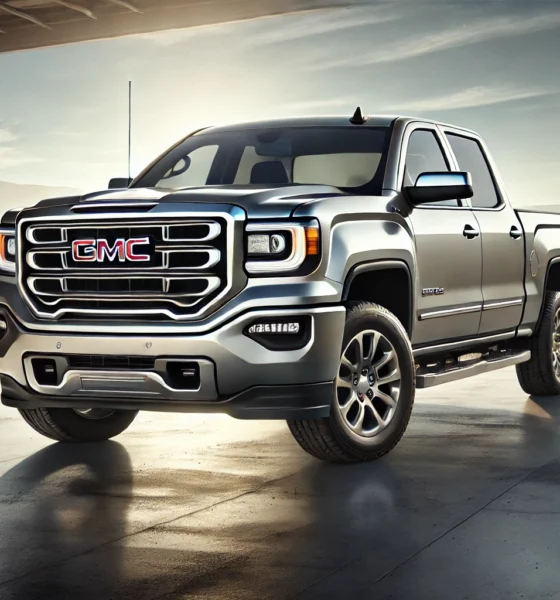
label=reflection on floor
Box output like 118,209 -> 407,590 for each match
0,366 -> 559,599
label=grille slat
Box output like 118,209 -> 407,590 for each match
21,217 -> 229,321
67,355 -> 156,370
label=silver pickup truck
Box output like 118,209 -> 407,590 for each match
1,108 -> 559,463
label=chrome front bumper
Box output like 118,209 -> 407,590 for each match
0,305 -> 345,419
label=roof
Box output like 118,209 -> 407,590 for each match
0,0 -> 355,53
198,115 -> 400,134
198,114 -> 480,135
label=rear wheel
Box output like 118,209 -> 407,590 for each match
516,291 -> 560,396
19,407 -> 138,442
287,302 -> 415,463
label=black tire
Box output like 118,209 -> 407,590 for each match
287,302 -> 415,463
18,407 -> 138,442
516,291 -> 560,396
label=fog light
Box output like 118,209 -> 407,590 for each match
244,317 -> 311,351
0,319 -> 6,331
248,322 -> 300,334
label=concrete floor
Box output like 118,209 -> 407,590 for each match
1,367 -> 560,599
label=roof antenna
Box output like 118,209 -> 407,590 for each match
350,106 -> 368,125
127,80 -> 132,181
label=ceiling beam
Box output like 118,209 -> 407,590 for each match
0,2 -> 50,29
51,1 -> 97,20
105,0 -> 142,13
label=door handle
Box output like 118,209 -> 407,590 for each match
510,226 -> 522,240
463,224 -> 480,239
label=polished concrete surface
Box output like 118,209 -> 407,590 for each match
1,367 -> 560,599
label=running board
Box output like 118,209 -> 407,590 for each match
416,350 -> 531,389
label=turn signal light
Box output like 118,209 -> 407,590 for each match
0,231 -> 16,274
305,226 -> 319,256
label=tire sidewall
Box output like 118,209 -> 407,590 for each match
329,305 -> 415,456
49,408 -> 138,442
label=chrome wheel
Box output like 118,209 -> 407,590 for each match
73,408 -> 116,420
553,308 -> 560,381
335,329 -> 401,439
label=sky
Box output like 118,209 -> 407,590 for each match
0,0 -> 559,206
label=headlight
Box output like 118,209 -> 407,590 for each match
245,220 -> 320,275
0,228 -> 16,275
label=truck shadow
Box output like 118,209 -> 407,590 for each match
0,441 -> 132,599
0,395 -> 559,600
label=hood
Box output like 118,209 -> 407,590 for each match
4,184 -> 348,222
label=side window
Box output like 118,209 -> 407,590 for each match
159,145 -> 219,188
405,130 -> 458,207
446,134 -> 500,209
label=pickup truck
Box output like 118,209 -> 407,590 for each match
1,108 -> 559,463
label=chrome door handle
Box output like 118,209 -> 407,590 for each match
510,226 -> 522,240
463,224 -> 480,239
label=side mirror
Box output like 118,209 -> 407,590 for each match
108,177 -> 132,189
404,171 -> 473,205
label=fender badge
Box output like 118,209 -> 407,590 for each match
422,288 -> 445,297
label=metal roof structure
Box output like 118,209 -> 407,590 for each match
0,0 -> 354,53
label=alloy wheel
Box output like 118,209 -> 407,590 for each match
335,329 -> 401,439
552,307 -> 560,382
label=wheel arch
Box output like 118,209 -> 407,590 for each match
342,260 -> 414,337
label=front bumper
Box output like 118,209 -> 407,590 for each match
0,305 -> 345,419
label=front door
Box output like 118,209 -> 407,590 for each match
402,126 -> 483,346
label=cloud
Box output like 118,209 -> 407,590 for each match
246,6 -> 399,46
0,129 -> 16,144
285,98 -> 359,113
318,11 -> 560,68
387,85 -> 557,112
0,128 -> 42,169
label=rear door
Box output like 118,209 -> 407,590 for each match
401,124 -> 483,346
443,129 -> 525,335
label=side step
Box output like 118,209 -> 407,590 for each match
416,350 -> 531,389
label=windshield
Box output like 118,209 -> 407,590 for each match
134,126 -> 389,195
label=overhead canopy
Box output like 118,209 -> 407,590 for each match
0,0 -> 353,53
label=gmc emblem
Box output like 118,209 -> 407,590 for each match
72,238 -> 151,262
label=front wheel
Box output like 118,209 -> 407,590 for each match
287,302 -> 415,463
19,407 -> 138,442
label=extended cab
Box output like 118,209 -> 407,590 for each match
1,109 -> 559,462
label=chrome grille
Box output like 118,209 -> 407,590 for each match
19,216 -> 231,321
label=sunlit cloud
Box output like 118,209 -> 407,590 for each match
134,5 -> 349,47
387,85 -> 557,112
317,11 -> 560,68
285,98 -> 358,113
246,6 -> 399,46
0,129 -> 16,144
0,128 -> 42,169
0,147 -> 43,169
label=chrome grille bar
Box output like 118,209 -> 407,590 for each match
27,247 -> 221,271
19,213 -> 235,321
28,276 -> 221,307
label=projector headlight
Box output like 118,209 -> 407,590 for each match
0,228 -> 16,275
245,220 -> 320,275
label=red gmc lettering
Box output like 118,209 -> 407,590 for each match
71,238 -> 150,262
97,239 -> 125,262
125,238 -> 150,261
72,239 -> 96,261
